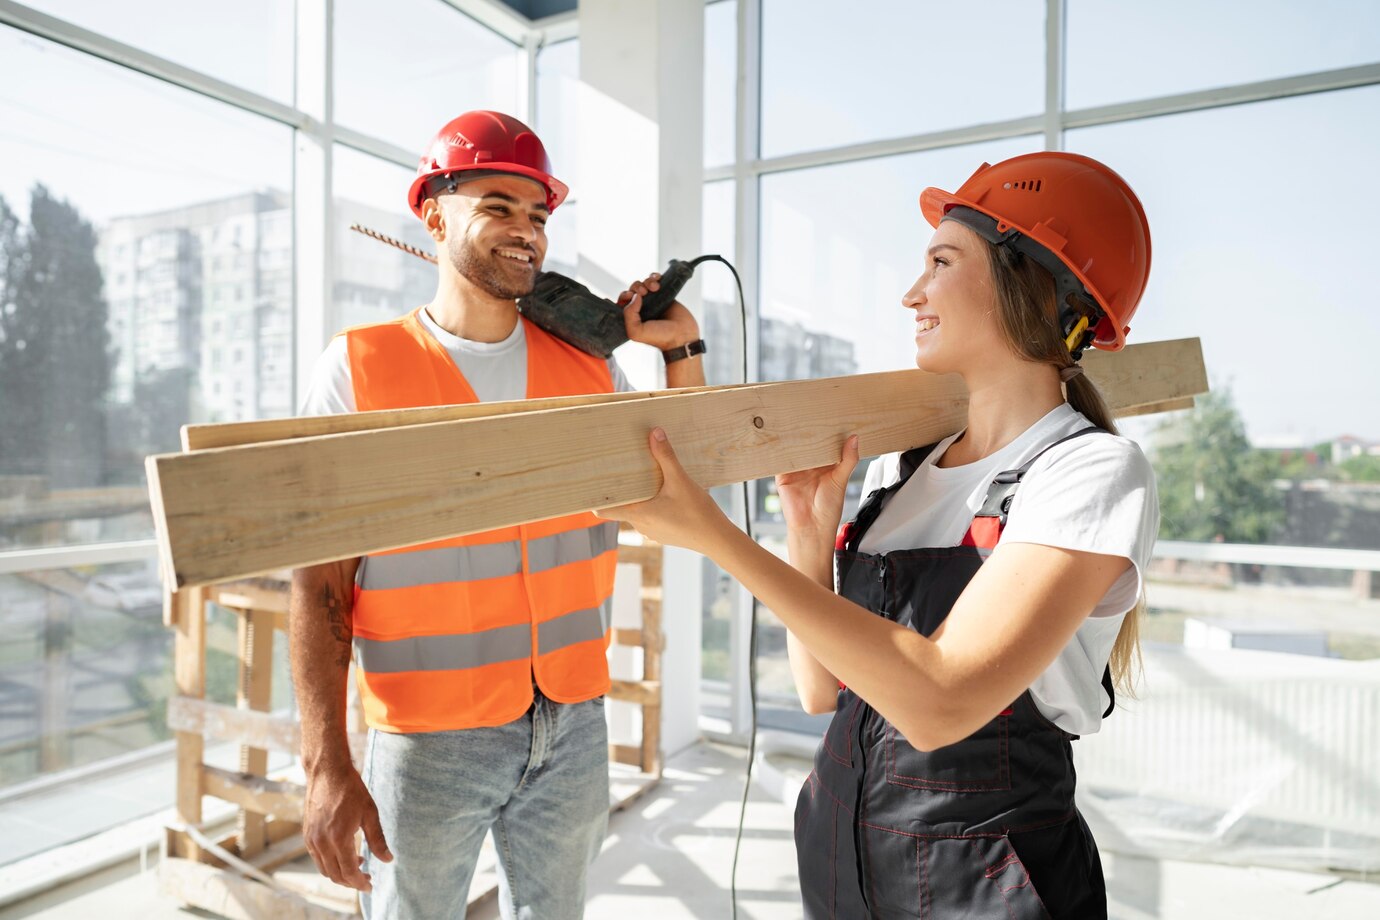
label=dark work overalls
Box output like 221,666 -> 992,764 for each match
795,429 -> 1114,919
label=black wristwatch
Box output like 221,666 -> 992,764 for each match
661,339 -> 707,364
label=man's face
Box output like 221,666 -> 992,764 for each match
435,174 -> 550,300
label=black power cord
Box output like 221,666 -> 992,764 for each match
692,256 -> 758,920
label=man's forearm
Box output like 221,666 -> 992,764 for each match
290,559 -> 361,775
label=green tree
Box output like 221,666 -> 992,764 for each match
1152,386 -> 1285,543
0,186 -> 112,487
1337,454 -> 1380,483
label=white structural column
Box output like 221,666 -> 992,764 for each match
577,0 -> 705,757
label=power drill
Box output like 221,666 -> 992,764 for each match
349,224 -> 710,359
518,258 -> 710,358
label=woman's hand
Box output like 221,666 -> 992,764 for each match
597,428 -> 730,555
775,435 -> 860,544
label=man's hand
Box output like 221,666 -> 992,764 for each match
302,761 -> 392,892
619,272 -> 701,351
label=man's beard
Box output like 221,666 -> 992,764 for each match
448,235 -> 537,300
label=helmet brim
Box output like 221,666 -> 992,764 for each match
408,164 -> 569,217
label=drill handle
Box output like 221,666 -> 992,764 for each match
638,259 -> 696,321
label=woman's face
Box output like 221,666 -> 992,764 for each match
901,219 -> 1007,376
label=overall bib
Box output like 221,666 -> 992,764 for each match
795,430 -> 1113,919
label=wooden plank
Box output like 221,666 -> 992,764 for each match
168,696 -> 301,755
158,856 -> 356,920
209,576 -> 292,616
202,765 -> 306,822
607,679 -> 660,707
171,587 -> 206,862
250,830 -> 311,874
149,338 -> 1206,588
181,382 -> 738,450
167,696 -> 368,764
236,607 -> 276,858
610,627 -> 645,648
609,743 -> 644,768
1117,395 -> 1194,419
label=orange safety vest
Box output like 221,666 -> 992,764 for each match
343,308 -> 618,733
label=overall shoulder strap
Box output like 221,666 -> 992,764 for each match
839,441 -> 941,553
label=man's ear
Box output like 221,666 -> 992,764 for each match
422,199 -> 445,241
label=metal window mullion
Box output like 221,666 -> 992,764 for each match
748,115 -> 1047,178
437,0 -> 533,45
0,0 -> 308,131
1061,61 -> 1380,131
1044,0 -> 1065,151
0,540 -> 158,576
533,10 -> 579,44
727,0 -> 763,742
521,31 -> 540,126
294,0 -> 335,405
334,125 -> 418,170
739,61 -> 1380,182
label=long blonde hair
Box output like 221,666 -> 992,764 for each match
982,238 -> 1144,697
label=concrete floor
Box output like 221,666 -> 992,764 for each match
4,741 -> 1379,920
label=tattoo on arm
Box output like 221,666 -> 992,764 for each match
320,581 -> 353,669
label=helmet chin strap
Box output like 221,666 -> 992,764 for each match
942,206 -> 1102,361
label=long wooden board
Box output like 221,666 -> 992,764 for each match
148,338 -> 1205,588
181,382 -> 733,451
180,340 -> 1172,451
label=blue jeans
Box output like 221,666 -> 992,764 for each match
360,692 -> 609,919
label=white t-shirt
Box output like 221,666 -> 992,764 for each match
855,403 -> 1159,735
298,308 -> 634,415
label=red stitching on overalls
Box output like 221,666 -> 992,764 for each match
970,839 -> 1021,920
884,718 -> 1013,791
919,836 -> 931,920
822,698 -> 860,766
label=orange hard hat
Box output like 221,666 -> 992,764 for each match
920,151 -> 1151,352
408,110 -> 568,217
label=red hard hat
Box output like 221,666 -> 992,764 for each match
408,110 -> 568,217
920,152 -> 1151,351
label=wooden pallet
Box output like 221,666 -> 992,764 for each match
159,534 -> 665,917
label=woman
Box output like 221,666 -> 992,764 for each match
603,151 -> 1157,919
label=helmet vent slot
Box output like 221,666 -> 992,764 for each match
1003,179 -> 1042,192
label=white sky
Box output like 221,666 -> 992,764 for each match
1,1 -> 1378,443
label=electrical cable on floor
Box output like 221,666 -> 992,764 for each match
692,256 -> 758,920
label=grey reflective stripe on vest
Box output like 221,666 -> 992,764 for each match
536,600 -> 611,657
528,521 -> 619,575
353,600 -> 611,674
354,622 -> 531,674
357,520 -> 618,591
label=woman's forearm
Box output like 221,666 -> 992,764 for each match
705,520 -> 947,741
783,529 -> 841,714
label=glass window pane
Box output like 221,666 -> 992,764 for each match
536,39 -> 581,195
700,178 -> 739,690
22,0 -> 294,103
0,558 -> 294,865
332,145 -> 437,331
760,0 -> 1044,159
704,0 -> 737,168
1068,86 -> 1380,447
0,25 -> 293,553
758,137 -> 1039,383
1068,0 -> 1380,110
700,180 -> 740,387
335,0 -> 523,150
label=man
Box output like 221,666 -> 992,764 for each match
291,110 -> 706,918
